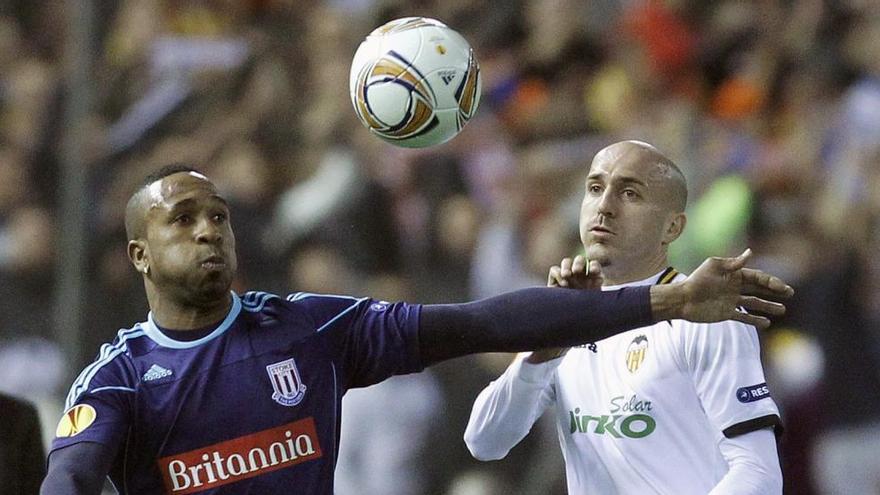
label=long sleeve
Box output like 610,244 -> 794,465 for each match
41,442 -> 116,495
464,354 -> 562,461
709,428 -> 782,494
420,286 -> 652,365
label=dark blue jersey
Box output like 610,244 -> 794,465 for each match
51,291 -> 423,494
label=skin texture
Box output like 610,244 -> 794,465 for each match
579,140 -> 688,286
125,171 -> 237,330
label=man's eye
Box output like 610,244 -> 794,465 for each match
173,215 -> 191,224
213,213 -> 227,222
588,185 -> 602,194
622,189 -> 639,199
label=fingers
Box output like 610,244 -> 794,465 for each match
740,268 -> 794,298
737,295 -> 786,316
721,248 -> 752,271
547,265 -> 562,287
560,257 -> 573,280
730,310 -> 771,330
550,256 -> 601,289
588,260 -> 603,278
572,255 -> 587,275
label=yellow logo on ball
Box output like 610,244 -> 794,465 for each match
55,404 -> 96,438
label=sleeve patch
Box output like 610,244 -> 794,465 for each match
55,404 -> 97,438
736,383 -> 771,403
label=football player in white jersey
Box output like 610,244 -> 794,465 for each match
464,140 -> 784,494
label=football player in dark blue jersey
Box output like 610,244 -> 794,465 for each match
41,164 -> 793,494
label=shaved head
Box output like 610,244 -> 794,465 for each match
125,164 -> 208,240
580,140 -> 689,284
592,140 -> 688,213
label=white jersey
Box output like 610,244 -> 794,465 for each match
465,269 -> 781,494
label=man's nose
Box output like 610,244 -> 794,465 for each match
195,219 -> 222,243
597,190 -> 616,217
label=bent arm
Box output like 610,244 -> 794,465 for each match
464,355 -> 560,460
419,286 -> 652,365
41,442 -> 116,495
709,428 -> 782,494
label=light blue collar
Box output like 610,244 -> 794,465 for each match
144,292 -> 241,349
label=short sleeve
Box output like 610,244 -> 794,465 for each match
51,354 -> 134,454
289,293 -> 423,390
682,320 -> 782,438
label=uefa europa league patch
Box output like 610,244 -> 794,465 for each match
56,404 -> 97,437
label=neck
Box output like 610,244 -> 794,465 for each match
601,253 -> 668,287
145,285 -> 232,330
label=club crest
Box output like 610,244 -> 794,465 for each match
625,335 -> 649,373
266,358 -> 307,407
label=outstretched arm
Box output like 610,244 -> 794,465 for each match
419,250 -> 791,365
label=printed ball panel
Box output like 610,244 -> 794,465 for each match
368,107 -> 468,149
349,17 -> 481,148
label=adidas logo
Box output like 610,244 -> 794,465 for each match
440,70 -> 456,85
143,364 -> 173,382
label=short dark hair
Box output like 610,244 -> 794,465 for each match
140,163 -> 204,188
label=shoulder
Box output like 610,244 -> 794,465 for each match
674,318 -> 758,338
65,325 -> 145,409
241,290 -> 368,323
284,291 -> 374,329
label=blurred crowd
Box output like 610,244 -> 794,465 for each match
1,0 -> 879,493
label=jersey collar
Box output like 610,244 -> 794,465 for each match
143,291 -> 242,349
601,267 -> 678,291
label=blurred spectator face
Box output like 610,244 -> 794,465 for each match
2,59 -> 55,153
525,212 -> 569,277
287,244 -> 352,295
578,143 -> 685,279
211,139 -> 270,205
3,206 -> 54,273
105,0 -> 162,68
436,195 -> 480,259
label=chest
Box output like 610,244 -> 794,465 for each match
130,331 -> 342,466
554,326 -> 699,425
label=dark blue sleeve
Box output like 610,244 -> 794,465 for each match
419,286 -> 653,364
41,442 -> 115,495
289,294 -> 423,390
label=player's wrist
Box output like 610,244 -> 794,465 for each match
649,283 -> 686,321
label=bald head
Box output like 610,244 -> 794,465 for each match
592,140 -> 688,212
125,164 -> 208,240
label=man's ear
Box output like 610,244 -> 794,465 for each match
128,239 -> 149,275
661,213 -> 687,245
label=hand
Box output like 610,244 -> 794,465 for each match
652,249 -> 794,329
529,256 -> 604,363
547,255 -> 604,289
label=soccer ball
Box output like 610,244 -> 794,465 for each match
349,17 -> 481,148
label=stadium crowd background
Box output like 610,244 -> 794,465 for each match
0,0 -> 878,493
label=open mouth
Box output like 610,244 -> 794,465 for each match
201,255 -> 226,270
